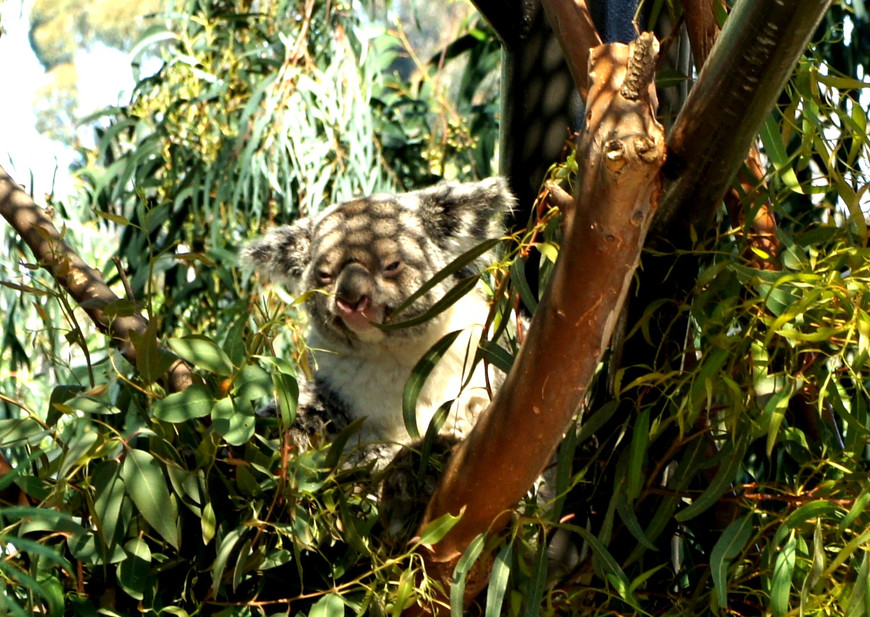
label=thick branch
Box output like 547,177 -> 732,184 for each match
657,0 -> 831,241
683,0 -> 724,66
412,33 -> 665,612
682,0 -> 781,269
0,165 -> 194,394
539,0 -> 602,100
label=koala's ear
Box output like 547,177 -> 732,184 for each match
417,177 -> 515,254
240,219 -> 312,289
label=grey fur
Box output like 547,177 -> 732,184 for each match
242,178 -> 515,459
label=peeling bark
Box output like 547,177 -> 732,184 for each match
410,33 -> 666,614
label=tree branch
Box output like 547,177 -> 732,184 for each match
683,0 -> 781,269
539,0 -> 602,100
0,165 -> 195,394
683,0 -> 725,67
411,32 -> 665,613
657,0 -> 832,243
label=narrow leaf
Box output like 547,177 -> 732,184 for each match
419,508 -> 465,548
711,514 -> 753,608
626,408 -> 650,500
523,533 -> 548,617
389,238 -> 500,320
403,330 -> 462,439
451,533 -> 486,617
676,437 -> 745,522
771,531 -> 796,616
484,541 -> 513,617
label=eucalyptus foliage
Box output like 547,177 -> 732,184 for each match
0,0 -> 869,616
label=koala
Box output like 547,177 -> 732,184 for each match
241,178 -> 515,457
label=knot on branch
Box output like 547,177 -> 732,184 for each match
621,32 -> 659,101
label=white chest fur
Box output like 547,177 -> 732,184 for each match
308,290 -> 493,445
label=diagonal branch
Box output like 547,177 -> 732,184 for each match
657,0 -> 832,243
411,32 -> 666,614
539,0 -> 602,100
0,164 -> 194,394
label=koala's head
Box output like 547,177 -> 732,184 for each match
241,178 -> 515,346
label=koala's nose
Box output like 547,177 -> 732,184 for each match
335,262 -> 374,313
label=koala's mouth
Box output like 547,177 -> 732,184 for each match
333,297 -> 384,332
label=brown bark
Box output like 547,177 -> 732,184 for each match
411,33 -> 666,614
539,0 -> 602,101
683,0 -> 724,66
657,0 -> 832,243
683,0 -> 781,270
0,165 -> 195,394
0,165 -> 196,502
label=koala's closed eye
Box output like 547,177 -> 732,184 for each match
317,269 -> 334,285
383,260 -> 403,276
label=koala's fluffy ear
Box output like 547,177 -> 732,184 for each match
240,219 -> 312,289
417,177 -> 515,256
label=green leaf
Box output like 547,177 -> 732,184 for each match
388,237 -> 500,321
211,397 -> 255,446
771,531 -> 796,616
117,538 -> 151,601
510,259 -> 538,313
418,508 -> 464,548
47,385 -> 85,426
626,408 -> 649,500
523,532 -> 548,617
93,461 -> 128,550
58,430 -> 99,479
201,500 -> 216,545
403,330 -> 462,439
840,489 -> 870,532
168,336 -> 235,376
450,533 -> 486,617
212,526 -> 245,594
0,417 -> 46,447
381,275 -> 479,331
35,571 -> 64,617
129,321 -> 178,384
615,494 -> 658,551
676,437 -> 745,522
152,384 -> 215,422
324,417 -> 367,470
232,364 -> 272,403
309,593 -> 345,617
711,514 -> 753,608
272,371 -> 298,427
484,541 -> 512,617
776,500 -> 841,544
66,395 -> 120,416
121,449 -> 180,549
760,114 -> 802,193
565,524 -> 639,609
477,339 -> 514,373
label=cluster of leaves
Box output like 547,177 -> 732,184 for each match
0,0 -> 503,614
539,45 -> 870,615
